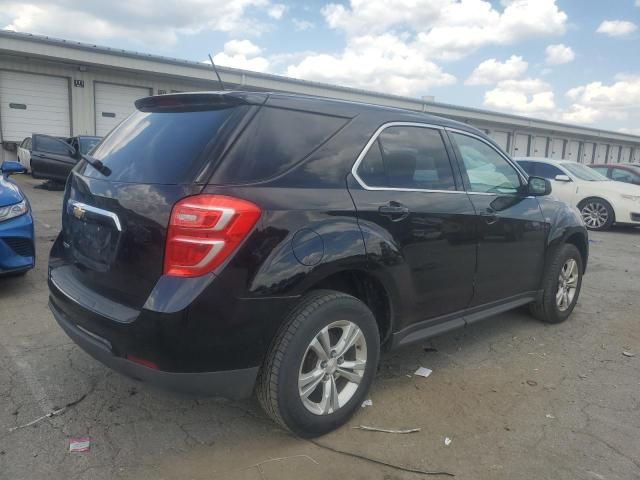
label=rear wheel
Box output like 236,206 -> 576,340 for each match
256,290 -> 380,437
579,197 -> 614,231
530,243 -> 583,324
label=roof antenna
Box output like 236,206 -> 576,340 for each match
208,53 -> 226,91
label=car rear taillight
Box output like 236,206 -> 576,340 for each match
164,195 -> 261,277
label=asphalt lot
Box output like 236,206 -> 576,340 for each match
1,174 -> 639,480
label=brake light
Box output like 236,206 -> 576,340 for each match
164,195 -> 261,277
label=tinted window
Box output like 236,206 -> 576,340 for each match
611,168 -> 639,183
357,126 -> 456,190
451,133 -> 521,194
34,136 -> 70,155
82,107 -> 245,183
534,162 -> 564,179
516,160 -> 535,175
212,107 -> 348,184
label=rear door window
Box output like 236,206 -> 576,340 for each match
80,107 -> 248,184
211,107 -> 348,184
357,126 -> 456,190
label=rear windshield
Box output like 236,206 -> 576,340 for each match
79,107 -> 245,183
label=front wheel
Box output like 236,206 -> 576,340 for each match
530,243 -> 583,324
256,290 -> 380,437
579,197 -> 614,231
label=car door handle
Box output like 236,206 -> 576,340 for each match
480,212 -> 498,225
379,203 -> 410,221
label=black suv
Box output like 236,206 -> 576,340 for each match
49,92 -> 588,437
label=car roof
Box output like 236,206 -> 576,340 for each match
591,163 -> 640,168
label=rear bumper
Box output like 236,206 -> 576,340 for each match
50,299 -> 259,399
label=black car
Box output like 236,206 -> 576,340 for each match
48,92 -> 588,437
31,134 -> 101,182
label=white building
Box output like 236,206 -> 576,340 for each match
1,30 -> 639,163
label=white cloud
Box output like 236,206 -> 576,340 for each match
562,75 -> 640,124
596,20 -> 638,37
465,55 -> 528,85
484,78 -> 555,114
267,4 -> 286,20
292,19 -> 315,31
1,0 -> 278,45
322,0 -> 568,60
545,43 -> 575,65
286,34 -> 456,96
213,39 -> 269,72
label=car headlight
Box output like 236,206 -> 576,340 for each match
0,199 -> 29,222
621,194 -> 640,202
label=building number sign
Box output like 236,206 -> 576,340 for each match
74,79 -> 85,88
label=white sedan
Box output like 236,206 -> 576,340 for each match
515,157 -> 640,231
17,137 -> 32,171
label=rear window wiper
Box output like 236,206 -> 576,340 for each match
80,153 -> 111,177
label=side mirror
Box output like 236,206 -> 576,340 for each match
554,174 -> 571,182
527,176 -> 552,196
1,161 -> 27,176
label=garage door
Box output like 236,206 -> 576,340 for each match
620,147 -> 631,163
608,145 -> 620,164
0,71 -> 70,142
582,143 -> 594,163
532,136 -> 548,157
94,83 -> 151,136
549,138 -> 565,159
633,148 -> 640,163
489,131 -> 509,152
512,134 -> 529,157
565,140 -> 580,162
595,144 -> 608,163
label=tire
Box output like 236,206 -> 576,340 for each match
256,289 -> 380,438
578,197 -> 614,231
530,244 -> 583,324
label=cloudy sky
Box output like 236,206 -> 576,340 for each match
3,1 -> 640,133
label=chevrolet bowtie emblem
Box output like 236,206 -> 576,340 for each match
72,205 -> 85,220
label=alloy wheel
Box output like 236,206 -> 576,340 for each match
298,320 -> 367,415
580,202 -> 609,229
556,258 -> 579,311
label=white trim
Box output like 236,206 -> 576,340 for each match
350,121 -> 465,194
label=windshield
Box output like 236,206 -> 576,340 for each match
79,137 -> 101,154
563,163 -> 609,181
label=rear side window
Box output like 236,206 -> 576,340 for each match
81,107 -> 245,184
517,160 -> 535,175
357,126 -> 456,190
211,107 -> 348,184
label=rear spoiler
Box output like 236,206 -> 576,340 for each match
135,92 -> 268,112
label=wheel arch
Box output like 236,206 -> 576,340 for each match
303,268 -> 395,345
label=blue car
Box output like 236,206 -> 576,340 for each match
0,161 -> 35,276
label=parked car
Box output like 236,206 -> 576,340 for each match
31,134 -> 101,182
589,163 -> 640,186
516,157 -> 640,231
17,137 -> 32,171
0,161 -> 35,275
49,92 -> 588,437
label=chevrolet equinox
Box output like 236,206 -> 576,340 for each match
49,92 -> 588,437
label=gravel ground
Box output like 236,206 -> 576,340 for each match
1,174 -> 639,480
